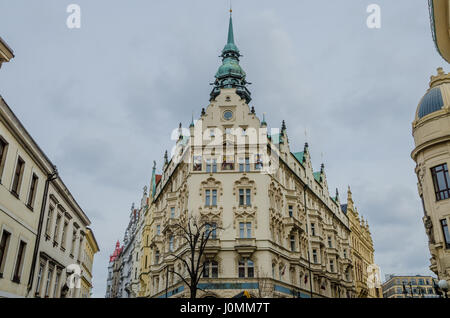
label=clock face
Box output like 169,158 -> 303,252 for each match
223,110 -> 233,120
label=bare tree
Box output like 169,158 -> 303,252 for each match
256,268 -> 274,298
167,216 -> 220,299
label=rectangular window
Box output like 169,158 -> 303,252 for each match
239,222 -> 251,238
11,156 -> 25,197
330,259 -> 335,272
290,235 -> 295,251
12,240 -> 26,283
0,230 -> 11,276
35,263 -> 44,295
206,223 -> 217,239
212,159 -> 217,173
203,261 -> 210,278
210,129 -> 215,138
53,271 -> 61,298
45,268 -> 53,297
206,159 -> 211,173
255,154 -> 263,170
169,236 -> 174,252
211,261 -> 218,278
156,225 -> 160,235
212,190 -> 217,206
431,164 -> 450,201
441,219 -> 450,249
312,249 -> 318,264
205,190 -> 211,207
155,251 -> 160,263
238,259 -> 245,278
311,223 -> 316,236
61,221 -> 68,249
328,236 -> 333,248
45,206 -> 54,236
246,189 -> 251,206
54,214 -> 61,243
247,260 -> 254,278
239,189 -> 244,206
288,205 -> 293,217
27,174 -> 39,209
239,158 -> 250,172
170,207 -> 175,218
0,137 -> 8,182
70,231 -> 77,255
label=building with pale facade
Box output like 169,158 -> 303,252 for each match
134,13 -> 372,298
382,275 -> 439,298
0,37 -> 13,69
80,228 -> 99,298
0,38 -> 97,298
105,240 -> 122,298
341,187 -> 380,298
412,67 -> 450,285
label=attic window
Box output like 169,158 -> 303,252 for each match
225,96 -> 231,102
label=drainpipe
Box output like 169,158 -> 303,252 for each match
26,165 -> 58,296
303,183 -> 314,298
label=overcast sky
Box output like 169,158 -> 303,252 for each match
0,0 -> 444,297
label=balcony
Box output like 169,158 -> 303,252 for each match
204,239 -> 221,258
283,216 -> 303,232
234,238 -> 256,258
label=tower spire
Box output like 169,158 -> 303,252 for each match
210,11 -> 252,104
227,9 -> 235,46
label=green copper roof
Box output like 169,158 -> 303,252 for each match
210,13 -> 251,104
313,172 -> 322,183
293,152 -> 305,164
223,15 -> 239,54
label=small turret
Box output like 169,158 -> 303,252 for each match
261,112 -> 267,128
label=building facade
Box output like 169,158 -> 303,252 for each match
0,37 -> 13,69
382,275 -> 439,298
134,13 -> 371,299
412,68 -> 450,284
80,228 -> 99,298
342,187 -> 380,298
105,241 -> 122,298
0,39 -> 97,298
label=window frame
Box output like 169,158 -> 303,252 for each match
11,156 -> 25,197
431,163 -> 450,201
0,229 -> 11,277
0,136 -> 8,183
12,240 -> 27,283
441,218 -> 450,249
26,173 -> 39,209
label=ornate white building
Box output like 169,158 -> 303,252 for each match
137,13 -> 360,298
412,67 -> 450,284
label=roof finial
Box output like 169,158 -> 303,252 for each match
261,112 -> 267,127
190,111 -> 195,128
227,7 -> 235,45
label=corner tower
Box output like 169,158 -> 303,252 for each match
210,11 -> 251,104
412,67 -> 450,283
